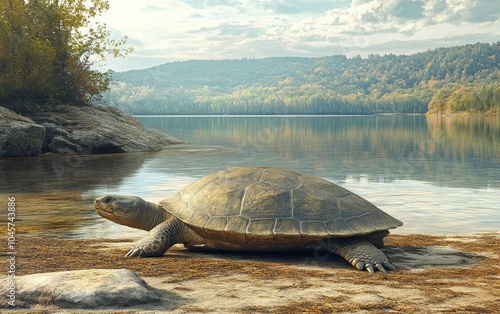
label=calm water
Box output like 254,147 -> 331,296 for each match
1,115 -> 498,239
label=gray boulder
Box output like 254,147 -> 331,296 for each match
10,269 -> 162,308
0,107 -> 45,158
27,104 -> 182,154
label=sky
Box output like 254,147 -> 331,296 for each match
99,0 -> 500,72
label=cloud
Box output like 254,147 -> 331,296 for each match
290,0 -> 500,38
123,37 -> 144,48
393,0 -> 425,19
423,0 -> 500,24
217,23 -> 264,38
182,0 -> 240,8
454,0 -> 500,23
260,0 -> 349,15
142,4 -> 169,12
101,0 -> 500,71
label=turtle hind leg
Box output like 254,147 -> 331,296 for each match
126,217 -> 183,257
326,237 -> 396,274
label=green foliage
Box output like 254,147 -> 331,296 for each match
0,0 -> 131,108
428,83 -> 500,115
105,42 -> 500,115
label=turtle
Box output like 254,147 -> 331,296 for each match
94,166 -> 403,274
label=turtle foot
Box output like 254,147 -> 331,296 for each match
125,219 -> 182,258
126,247 -> 142,258
125,243 -> 162,258
328,238 -> 397,274
125,236 -> 167,258
352,258 -> 396,274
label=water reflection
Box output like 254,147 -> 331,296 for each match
1,115 -> 498,238
141,115 -> 499,189
0,152 -> 155,237
424,115 -> 499,188
0,152 -> 156,193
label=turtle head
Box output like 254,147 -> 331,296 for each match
94,195 -> 167,231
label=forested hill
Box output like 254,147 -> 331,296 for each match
105,42 -> 500,115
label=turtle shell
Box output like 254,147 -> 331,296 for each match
160,167 -> 402,250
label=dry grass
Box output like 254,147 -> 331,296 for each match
2,233 -> 499,313
11,238 -> 336,281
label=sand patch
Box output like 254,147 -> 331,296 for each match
3,233 -> 499,313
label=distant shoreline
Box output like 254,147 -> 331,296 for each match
134,113 -> 410,118
132,112 -> 497,117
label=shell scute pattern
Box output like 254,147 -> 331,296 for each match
260,170 -> 302,190
324,218 -> 354,237
246,219 -> 275,245
224,216 -> 248,243
188,212 -> 211,229
300,220 -> 329,237
338,195 -> 377,218
241,181 -> 292,219
291,187 -> 339,221
298,174 -> 352,198
273,217 -> 301,236
219,168 -> 262,185
178,173 -> 217,200
273,218 -> 303,246
188,179 -> 244,218
163,167 -> 401,248
165,194 -> 190,221
201,217 -> 228,243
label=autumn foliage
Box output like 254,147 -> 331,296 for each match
0,0 -> 131,108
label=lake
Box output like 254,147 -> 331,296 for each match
1,115 -> 498,239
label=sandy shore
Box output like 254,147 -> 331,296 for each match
3,233 -> 499,313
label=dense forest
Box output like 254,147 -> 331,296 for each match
105,42 -> 500,115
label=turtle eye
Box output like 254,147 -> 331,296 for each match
102,197 -> 112,204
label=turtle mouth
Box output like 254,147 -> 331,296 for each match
95,206 -> 113,215
94,205 -> 115,218
95,208 -> 114,220
94,197 -> 117,216
94,196 -> 130,219
94,204 -> 126,223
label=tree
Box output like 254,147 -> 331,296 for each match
0,0 -> 131,108
103,42 -> 499,115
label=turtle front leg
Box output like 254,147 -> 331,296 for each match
126,217 -> 183,257
325,238 -> 396,274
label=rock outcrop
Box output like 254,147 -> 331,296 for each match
0,104 -> 182,157
0,107 -> 45,158
28,104 -> 182,154
11,269 -> 162,308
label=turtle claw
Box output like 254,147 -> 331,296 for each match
366,264 -> 375,274
360,262 -> 392,274
375,263 -> 388,274
337,240 -> 397,274
125,247 -> 143,258
383,261 -> 397,271
355,261 -> 364,270
355,261 -> 380,274
125,239 -> 168,257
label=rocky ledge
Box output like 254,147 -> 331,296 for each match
0,107 -> 45,158
0,105 -> 181,158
